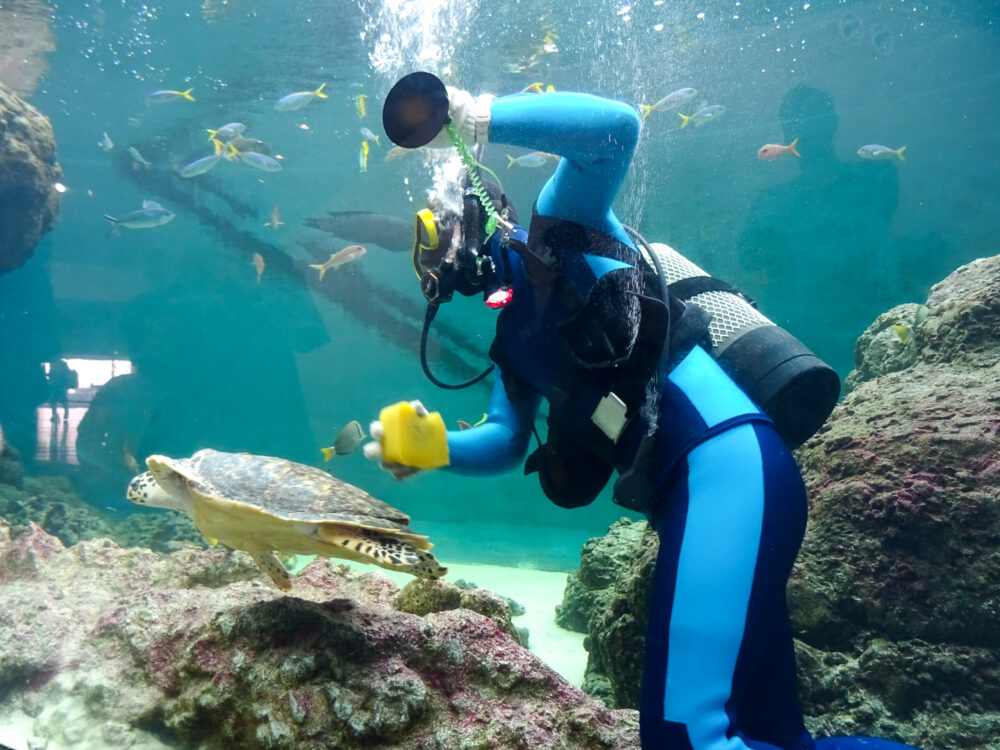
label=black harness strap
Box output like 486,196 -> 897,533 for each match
668,275 -> 758,308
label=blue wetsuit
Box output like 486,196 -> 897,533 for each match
441,92 -> 916,750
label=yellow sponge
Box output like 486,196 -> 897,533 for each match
378,401 -> 450,470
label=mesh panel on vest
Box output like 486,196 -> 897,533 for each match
641,242 -> 771,351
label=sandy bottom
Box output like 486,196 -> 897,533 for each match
342,559 -> 589,687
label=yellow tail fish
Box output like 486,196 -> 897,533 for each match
359,140 -> 369,173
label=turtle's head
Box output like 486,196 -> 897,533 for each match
126,456 -> 193,513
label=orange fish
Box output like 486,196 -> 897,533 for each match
309,245 -> 367,281
252,252 -> 265,282
265,204 -> 283,229
758,137 -> 800,161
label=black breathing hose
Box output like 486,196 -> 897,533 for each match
420,303 -> 494,390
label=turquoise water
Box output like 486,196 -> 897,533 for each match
1,0 -> 998,569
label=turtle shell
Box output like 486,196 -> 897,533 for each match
177,449 -> 414,533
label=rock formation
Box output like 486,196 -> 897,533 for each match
555,518 -> 656,709
557,255 -> 1000,750
0,521 -> 639,749
0,82 -> 61,274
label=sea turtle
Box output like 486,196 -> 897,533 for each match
126,448 -> 446,590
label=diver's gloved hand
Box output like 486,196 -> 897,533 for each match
363,400 -> 450,480
426,87 -> 494,149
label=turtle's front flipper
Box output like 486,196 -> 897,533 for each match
250,550 -> 293,590
315,525 -> 448,579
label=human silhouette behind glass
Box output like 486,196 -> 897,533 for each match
736,85 -> 900,377
77,254 -> 328,510
46,358 -> 78,422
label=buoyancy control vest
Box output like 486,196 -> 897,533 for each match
489,212 -> 840,512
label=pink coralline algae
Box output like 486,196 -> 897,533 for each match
0,520 -> 639,749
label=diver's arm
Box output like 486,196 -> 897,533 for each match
489,93 -> 641,244
445,370 -> 540,476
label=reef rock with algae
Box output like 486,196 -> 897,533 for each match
0,520 -> 638,750
558,254 -> 1000,750
0,81 -> 61,274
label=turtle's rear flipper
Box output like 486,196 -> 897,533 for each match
251,550 -> 293,590
316,525 -> 448,579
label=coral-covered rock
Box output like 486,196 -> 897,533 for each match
0,521 -> 639,749
558,255 -> 1000,750
0,475 -> 116,545
556,518 -> 648,634
792,363 -> 1000,649
112,508 -> 208,553
0,82 -> 61,274
394,577 -> 527,645
0,438 -> 24,487
846,303 -> 921,391
555,518 -> 657,709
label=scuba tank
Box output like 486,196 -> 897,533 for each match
640,240 -> 840,449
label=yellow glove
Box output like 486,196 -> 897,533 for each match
363,400 -> 449,471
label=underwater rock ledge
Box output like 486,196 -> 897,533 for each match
0,81 -> 61,274
558,254 -> 1000,750
0,520 -> 638,750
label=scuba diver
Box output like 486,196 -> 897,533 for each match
366,72 -> 917,750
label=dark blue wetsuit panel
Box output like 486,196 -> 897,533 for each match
439,90 -> 920,750
642,420 -> 810,750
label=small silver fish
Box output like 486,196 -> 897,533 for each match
678,104 -> 726,128
179,152 -> 223,178
275,84 -> 327,111
360,127 -> 381,146
857,144 -> 906,162
234,150 -> 282,172
639,87 -> 698,121
913,304 -> 930,327
321,420 -> 366,460
98,132 -> 114,151
128,146 -> 152,168
505,151 -> 558,168
206,122 -> 246,141
147,87 -> 195,103
104,200 -> 175,231
309,245 -> 366,280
